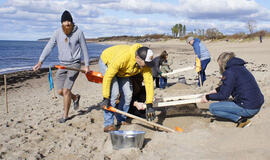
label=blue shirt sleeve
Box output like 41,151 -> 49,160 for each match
193,41 -> 201,59
207,70 -> 235,101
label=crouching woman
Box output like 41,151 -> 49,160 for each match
201,52 -> 264,128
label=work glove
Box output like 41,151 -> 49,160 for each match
99,98 -> 110,109
158,71 -> 163,77
146,103 -> 156,121
195,57 -> 201,73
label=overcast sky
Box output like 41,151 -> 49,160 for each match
0,0 -> 270,40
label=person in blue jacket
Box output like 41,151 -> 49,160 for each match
187,37 -> 211,86
201,52 -> 264,128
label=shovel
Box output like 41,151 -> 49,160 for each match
55,65 -> 103,84
103,106 -> 183,133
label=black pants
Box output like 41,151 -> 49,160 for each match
153,77 -> 160,88
128,87 -> 146,118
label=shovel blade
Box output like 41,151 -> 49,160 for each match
85,71 -> 103,84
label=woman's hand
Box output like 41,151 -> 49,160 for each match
200,94 -> 209,103
208,89 -> 217,94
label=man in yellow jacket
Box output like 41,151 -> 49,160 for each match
99,43 -> 155,132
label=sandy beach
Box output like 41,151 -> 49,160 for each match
1,38 -> 270,160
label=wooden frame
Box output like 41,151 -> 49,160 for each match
162,94 -> 203,102
140,98 -> 202,109
162,66 -> 194,77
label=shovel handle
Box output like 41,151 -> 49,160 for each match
103,106 -> 176,133
55,65 -> 85,73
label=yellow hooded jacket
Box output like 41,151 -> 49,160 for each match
100,44 -> 154,104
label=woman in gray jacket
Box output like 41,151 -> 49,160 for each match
160,51 -> 173,89
152,51 -> 172,89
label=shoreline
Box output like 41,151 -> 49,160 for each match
0,57 -> 100,76
0,58 -> 100,86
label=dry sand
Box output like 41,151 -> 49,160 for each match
0,38 -> 270,160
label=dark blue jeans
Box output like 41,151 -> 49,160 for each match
160,77 -> 167,89
99,59 -> 133,127
199,58 -> 211,86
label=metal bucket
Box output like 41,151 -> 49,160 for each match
110,130 -> 146,150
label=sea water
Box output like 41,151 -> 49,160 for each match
0,40 -> 112,74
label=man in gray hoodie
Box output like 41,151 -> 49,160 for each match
33,10 -> 89,123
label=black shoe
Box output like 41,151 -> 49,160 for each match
104,125 -> 117,132
236,118 -> 251,128
73,94 -> 80,110
58,117 -> 67,123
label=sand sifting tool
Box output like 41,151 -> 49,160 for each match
55,65 -> 103,84
103,106 -> 183,133
162,66 -> 195,77
136,96 -> 202,110
162,93 -> 203,102
134,98 -> 202,110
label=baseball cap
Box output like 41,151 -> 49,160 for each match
186,36 -> 194,44
136,47 -> 154,67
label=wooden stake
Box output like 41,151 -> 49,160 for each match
4,75 -> 8,113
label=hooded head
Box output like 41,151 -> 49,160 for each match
61,10 -> 73,23
136,47 -> 154,67
61,10 -> 74,36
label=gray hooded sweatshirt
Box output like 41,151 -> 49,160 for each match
39,25 -> 89,66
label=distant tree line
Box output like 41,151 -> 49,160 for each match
170,20 -> 268,40
171,24 -> 186,38
171,23 -> 224,40
79,20 -> 269,43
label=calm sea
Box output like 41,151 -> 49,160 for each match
0,40 -> 112,74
